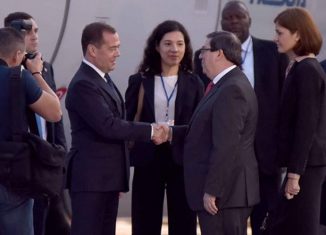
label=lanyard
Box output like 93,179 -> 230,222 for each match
160,74 -> 178,122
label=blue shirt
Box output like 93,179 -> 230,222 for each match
0,63 -> 42,141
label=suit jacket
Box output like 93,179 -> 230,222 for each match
43,62 -> 67,149
321,59 -> 326,72
125,71 -> 204,166
194,37 -> 288,175
278,58 -> 326,174
26,62 -> 67,149
65,62 -> 152,193
175,67 -> 260,211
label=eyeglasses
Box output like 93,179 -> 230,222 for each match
199,47 -> 213,53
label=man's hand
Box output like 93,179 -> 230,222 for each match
203,193 -> 218,215
284,173 -> 300,200
151,123 -> 169,145
25,52 -> 43,74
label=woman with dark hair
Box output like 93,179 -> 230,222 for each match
125,20 -> 204,235
272,7 -> 326,235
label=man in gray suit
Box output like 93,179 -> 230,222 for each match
194,2 -> 288,233
174,31 -> 259,235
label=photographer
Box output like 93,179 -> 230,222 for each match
4,12 -> 70,235
0,27 -> 61,235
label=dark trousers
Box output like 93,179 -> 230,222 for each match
250,172 -> 282,235
33,194 -> 71,235
71,191 -> 119,235
271,166 -> 326,235
321,180 -> 326,225
198,207 -> 252,235
131,145 -> 197,235
33,197 -> 50,235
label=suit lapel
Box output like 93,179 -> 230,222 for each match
142,76 -> 155,119
252,38 -> 263,93
143,72 -> 186,123
188,68 -> 239,128
81,63 -> 124,116
174,71 -> 186,122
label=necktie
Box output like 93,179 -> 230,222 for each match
104,73 -> 119,99
204,81 -> 214,96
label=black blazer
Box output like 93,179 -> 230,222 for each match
194,37 -> 288,175
43,62 -> 67,149
27,62 -> 67,149
321,59 -> 326,72
125,71 -> 204,166
65,62 -> 152,193
278,58 -> 326,174
175,67 -> 260,211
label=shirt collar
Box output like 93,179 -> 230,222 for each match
212,65 -> 237,85
82,58 -> 107,82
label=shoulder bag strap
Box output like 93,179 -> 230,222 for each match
9,65 -> 24,142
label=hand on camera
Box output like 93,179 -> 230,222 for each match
25,52 -> 43,75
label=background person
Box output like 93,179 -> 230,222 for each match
125,20 -> 204,235
273,7 -> 326,235
4,11 -> 69,235
0,27 -> 61,235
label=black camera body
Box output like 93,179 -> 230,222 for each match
22,52 -> 37,68
9,19 -> 33,32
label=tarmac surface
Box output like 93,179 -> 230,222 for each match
115,216 -> 252,235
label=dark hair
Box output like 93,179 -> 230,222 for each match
4,12 -> 33,27
138,20 -> 193,75
207,31 -> 242,66
0,27 -> 25,57
81,22 -> 116,55
274,7 -> 322,56
222,0 -> 249,15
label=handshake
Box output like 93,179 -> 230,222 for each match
151,123 -> 171,145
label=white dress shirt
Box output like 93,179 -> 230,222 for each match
154,75 -> 178,125
212,65 -> 237,85
241,36 -> 254,88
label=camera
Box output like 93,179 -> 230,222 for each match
22,52 -> 37,68
9,19 -> 32,31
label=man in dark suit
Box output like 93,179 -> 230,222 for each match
320,59 -> 326,233
321,59 -> 326,72
4,12 -> 69,235
194,2 -> 288,234
173,31 -> 259,235
65,22 -> 166,235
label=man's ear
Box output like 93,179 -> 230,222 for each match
11,50 -> 22,66
217,49 -> 224,59
87,44 -> 97,58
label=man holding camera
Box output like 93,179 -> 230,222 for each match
0,27 -> 62,235
4,12 -> 70,235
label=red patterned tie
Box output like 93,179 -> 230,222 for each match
204,81 -> 214,96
